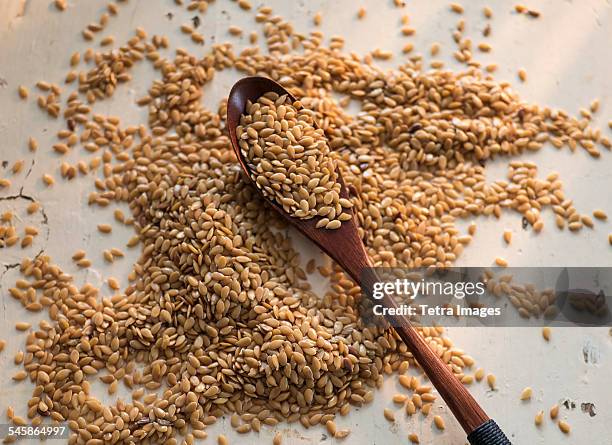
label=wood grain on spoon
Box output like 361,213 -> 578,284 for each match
227,76 -> 490,435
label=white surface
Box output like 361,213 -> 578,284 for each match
1,0 -> 611,444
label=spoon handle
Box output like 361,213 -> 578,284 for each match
359,267 -> 511,444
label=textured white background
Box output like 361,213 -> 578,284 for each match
0,0 -> 611,444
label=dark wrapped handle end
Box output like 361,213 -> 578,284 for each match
467,419 -> 512,445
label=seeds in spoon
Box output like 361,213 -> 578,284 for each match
237,92 -> 352,229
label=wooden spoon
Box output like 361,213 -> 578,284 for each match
227,76 -> 511,445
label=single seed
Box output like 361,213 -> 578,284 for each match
535,410 -> 544,426
42,174 -> 55,186
27,202 -> 40,214
515,4 -> 527,13
13,371 -> 28,381
518,69 -> 527,82
392,394 -> 407,404
238,0 -> 252,10
408,433 -> 420,444
581,215 -> 594,228
520,387 -> 533,400
383,408 -> 395,422
527,9 -> 540,18
550,404 -> 559,419
402,43 -> 414,53
12,160 -> 25,175
54,0 -> 67,11
558,420 -> 570,434
357,7 -> 366,19
98,223 -> 112,233
503,231 -> 511,244
592,209 -> 607,220
72,250 -> 86,261
108,277 -> 120,290
100,36 -> 115,46
433,415 -> 445,430
18,85 -> 29,99
77,258 -> 92,268
542,327 -> 551,341
218,434 -> 229,445
335,429 -> 350,438
273,432 -> 282,445
450,3 -> 464,13
15,322 -> 31,331
483,6 -> 493,18
28,137 -> 38,152
313,12 -> 322,26
487,374 -> 496,390
495,257 -> 508,267
228,26 -> 243,36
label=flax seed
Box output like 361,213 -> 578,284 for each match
487,374 -> 496,390
534,410 -> 544,426
450,3 -> 464,13
550,404 -> 559,419
558,420 -> 570,434
520,387 -> 532,400
97,223 -> 112,233
18,85 -> 29,99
